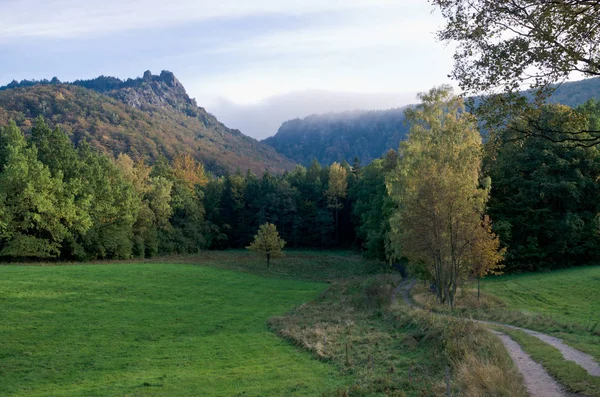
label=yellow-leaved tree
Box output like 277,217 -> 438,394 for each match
326,162 -> 348,244
247,223 -> 286,268
386,86 -> 504,308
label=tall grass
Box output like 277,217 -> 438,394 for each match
270,275 -> 527,396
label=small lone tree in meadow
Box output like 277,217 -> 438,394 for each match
247,223 -> 286,268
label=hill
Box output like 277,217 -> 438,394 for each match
262,108 -> 409,166
0,71 -> 295,174
264,77 -> 600,166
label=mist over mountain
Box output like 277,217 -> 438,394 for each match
264,77 -> 600,166
0,71 -> 295,174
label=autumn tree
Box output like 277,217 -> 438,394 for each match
386,86 -> 503,308
326,162 -> 348,244
247,223 -> 286,268
432,0 -> 600,143
173,154 -> 208,189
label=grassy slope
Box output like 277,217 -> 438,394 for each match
270,275 -> 527,396
479,266 -> 600,328
478,266 -> 600,361
0,263 -> 351,396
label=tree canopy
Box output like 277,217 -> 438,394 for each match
432,0 -> 600,143
247,223 -> 286,268
386,86 -> 503,307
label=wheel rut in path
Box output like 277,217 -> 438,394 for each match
393,279 -> 600,377
491,330 -> 566,397
391,278 -> 600,397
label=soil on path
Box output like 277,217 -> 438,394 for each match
492,330 -> 567,397
393,279 -> 600,377
392,279 -> 575,397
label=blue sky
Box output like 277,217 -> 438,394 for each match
0,0 -> 455,139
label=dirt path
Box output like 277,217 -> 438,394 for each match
491,330 -> 567,397
393,279 -> 600,377
391,279 -> 577,397
479,320 -> 600,377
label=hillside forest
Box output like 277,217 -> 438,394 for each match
2,88 -> 600,275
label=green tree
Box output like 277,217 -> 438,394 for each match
350,152 -> 397,261
387,86 -> 503,307
326,162 -> 348,244
487,103 -> 600,271
432,0 -> 600,143
247,223 -> 286,268
77,143 -> 139,259
0,122 -> 86,259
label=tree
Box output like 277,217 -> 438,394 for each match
172,154 -> 208,189
326,162 -> 348,244
432,0 -> 600,143
487,103 -> 600,271
386,86 -> 503,308
247,223 -> 286,268
0,122 -> 86,259
470,216 -> 505,302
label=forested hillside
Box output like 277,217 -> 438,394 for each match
262,108 -> 409,166
0,71 -> 295,174
264,77 -> 600,166
3,93 -> 600,272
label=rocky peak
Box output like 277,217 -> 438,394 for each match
105,70 -> 200,117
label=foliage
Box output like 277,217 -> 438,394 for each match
263,108 -> 409,166
0,121 -> 84,258
487,104 -> 600,271
247,223 -> 286,267
326,162 -> 348,244
387,86 -> 503,307
0,73 -> 294,175
349,152 -> 397,261
432,0 -> 600,143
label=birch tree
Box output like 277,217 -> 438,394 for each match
386,86 -> 503,308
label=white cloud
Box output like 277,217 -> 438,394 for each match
0,0 -> 417,39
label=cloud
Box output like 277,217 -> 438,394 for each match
207,90 -> 418,140
0,0 -> 412,39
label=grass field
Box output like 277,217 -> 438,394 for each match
479,266 -> 600,329
0,262 -> 352,396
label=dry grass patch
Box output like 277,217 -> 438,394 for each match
270,275 -> 527,396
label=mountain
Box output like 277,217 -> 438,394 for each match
263,77 -> 600,166
0,71 -> 295,174
262,108 -> 409,166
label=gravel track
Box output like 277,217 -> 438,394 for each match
391,279 -> 600,396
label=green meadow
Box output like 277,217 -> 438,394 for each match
0,263 -> 351,396
480,265 -> 600,328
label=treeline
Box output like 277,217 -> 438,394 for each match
0,117 -> 357,260
352,99 -> 600,273
2,97 -> 600,272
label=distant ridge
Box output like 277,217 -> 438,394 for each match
263,77 -> 600,166
0,71 -> 296,174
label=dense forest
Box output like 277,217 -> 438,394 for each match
2,93 -> 600,273
262,108 -> 409,166
264,77 -> 600,167
0,71 -> 295,175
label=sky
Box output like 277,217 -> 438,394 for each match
0,0 -> 456,139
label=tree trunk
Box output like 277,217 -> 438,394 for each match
335,198 -> 339,245
477,277 -> 480,302
267,252 -> 271,268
